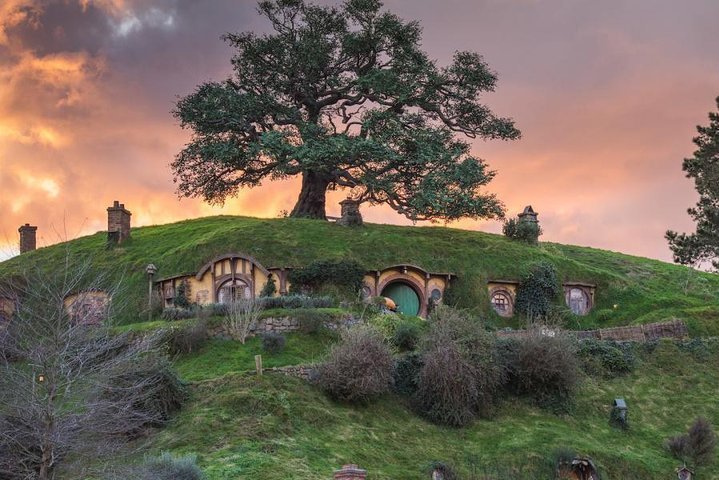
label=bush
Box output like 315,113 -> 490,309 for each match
130,452 -> 205,480
666,417 -> 717,468
514,262 -> 561,322
260,274 -> 277,297
292,309 -> 334,334
166,321 -> 208,355
104,358 -> 188,432
578,339 -> 636,378
414,306 -> 503,426
261,294 -> 335,310
161,306 -> 196,321
368,314 -> 424,346
288,259 -> 365,295
503,217 -> 542,245
393,352 -> 423,396
261,332 -> 286,355
174,281 -> 192,310
392,321 -> 422,351
317,327 -> 393,403
504,330 -> 579,413
414,343 -> 482,427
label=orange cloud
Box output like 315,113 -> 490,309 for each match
0,0 -> 717,264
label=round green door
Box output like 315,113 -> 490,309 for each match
381,282 -> 420,316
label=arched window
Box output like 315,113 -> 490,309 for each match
218,279 -> 252,304
491,290 -> 513,317
568,288 -> 589,315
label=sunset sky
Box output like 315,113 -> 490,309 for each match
1,0 -> 718,261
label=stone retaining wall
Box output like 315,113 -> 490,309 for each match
267,364 -> 316,381
208,314 -> 357,338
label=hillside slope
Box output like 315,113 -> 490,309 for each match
1,215 -> 717,330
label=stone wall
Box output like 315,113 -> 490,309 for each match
208,314 -> 354,338
267,364 -> 316,381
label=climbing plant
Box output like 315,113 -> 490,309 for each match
514,262 -> 561,322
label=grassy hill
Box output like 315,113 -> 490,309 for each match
136,332 -> 719,480
1,215 -> 718,331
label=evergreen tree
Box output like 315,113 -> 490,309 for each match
666,97 -> 719,269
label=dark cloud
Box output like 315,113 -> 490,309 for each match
1,0 -> 718,261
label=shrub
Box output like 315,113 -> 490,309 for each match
578,339 -> 636,378
414,306 -> 503,426
393,352 -> 423,396
174,281 -> 192,310
504,330 -> 579,413
161,306 -> 195,321
666,417 -> 717,468
261,294 -> 334,310
317,327 -> 393,403
503,217 -> 542,245
293,309 -> 334,334
414,343 -> 482,426
132,452 -> 205,480
392,321 -> 422,351
261,332 -> 286,355
514,262 -> 561,322
166,321 -> 208,355
225,298 -> 263,344
260,274 -> 277,297
104,358 -> 187,433
288,259 -> 365,295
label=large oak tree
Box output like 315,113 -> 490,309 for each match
173,0 -> 520,220
666,96 -> 719,270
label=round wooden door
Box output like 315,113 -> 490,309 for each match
381,282 -> 420,316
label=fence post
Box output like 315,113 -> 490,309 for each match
255,354 -> 263,376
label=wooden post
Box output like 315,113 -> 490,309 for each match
255,355 -> 263,376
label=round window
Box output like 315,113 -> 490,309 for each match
490,290 -> 513,317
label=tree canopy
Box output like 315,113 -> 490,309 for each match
666,96 -> 719,270
172,0 -> 520,221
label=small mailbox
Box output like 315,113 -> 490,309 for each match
610,398 -> 628,429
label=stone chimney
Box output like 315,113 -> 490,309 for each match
337,199 -> 363,227
334,464 -> 367,480
518,205 -> 539,225
18,224 -> 38,254
107,201 -> 132,245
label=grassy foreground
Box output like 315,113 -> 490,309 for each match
1,215 -> 717,329
143,334 -> 719,479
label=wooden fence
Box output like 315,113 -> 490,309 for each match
497,319 -> 689,342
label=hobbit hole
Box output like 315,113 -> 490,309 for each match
64,291 -> 111,325
563,283 -> 595,316
491,290 -> 513,317
381,282 -> 421,316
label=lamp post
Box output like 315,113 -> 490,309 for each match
145,263 -> 157,322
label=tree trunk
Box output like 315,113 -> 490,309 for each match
290,171 -> 331,219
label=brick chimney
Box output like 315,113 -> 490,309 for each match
18,224 -> 37,254
107,201 -> 131,245
334,464 -> 367,480
337,199 -> 363,227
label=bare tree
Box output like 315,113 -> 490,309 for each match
224,297 -> 263,344
0,255 -> 184,480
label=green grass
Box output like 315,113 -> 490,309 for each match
1,215 -> 717,328
145,338 -> 719,479
175,331 -> 336,382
